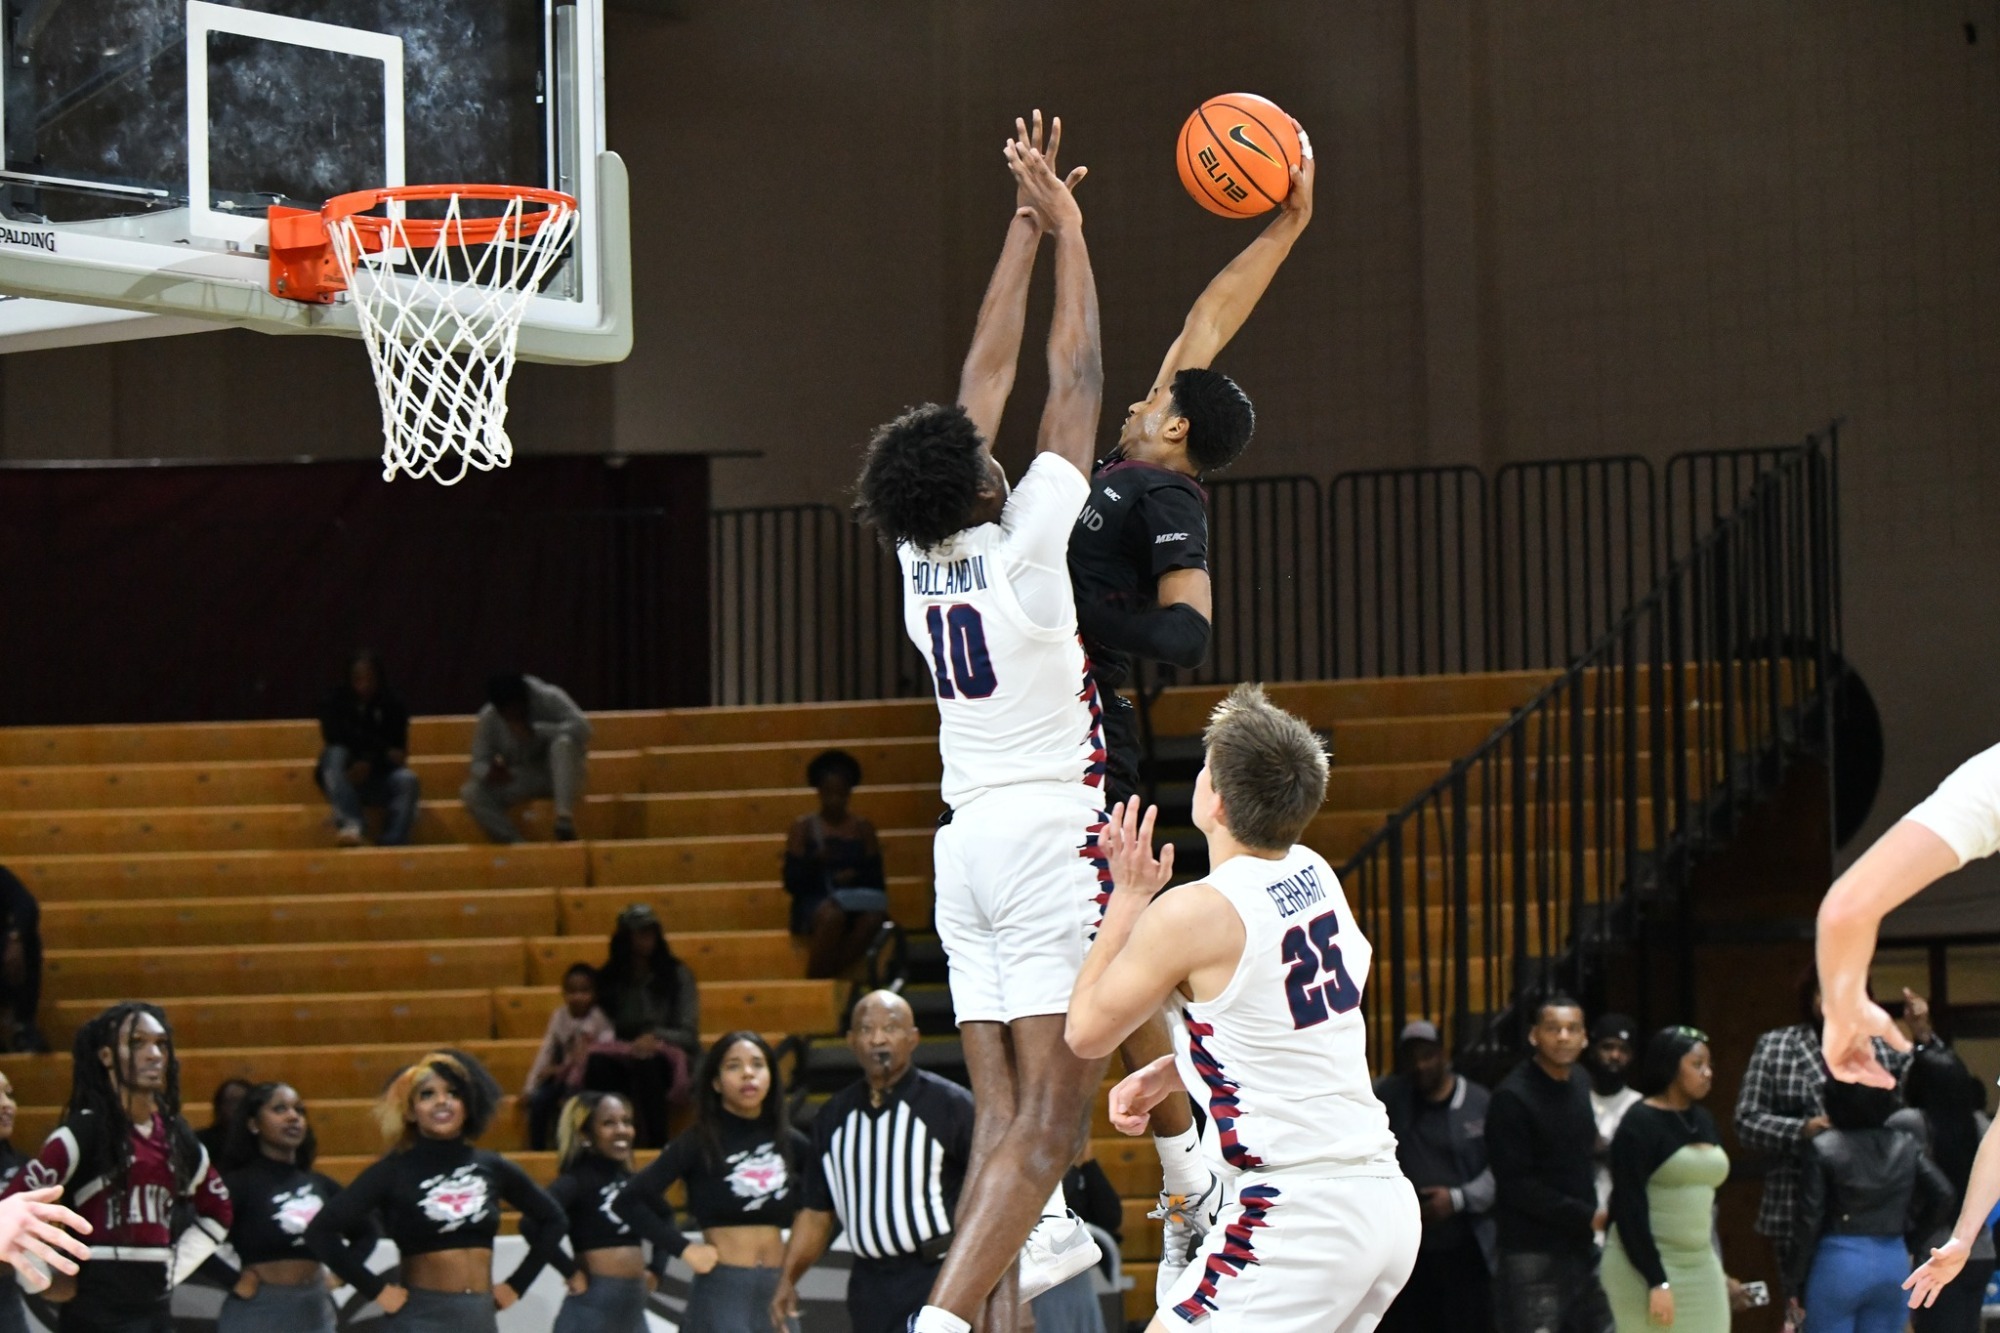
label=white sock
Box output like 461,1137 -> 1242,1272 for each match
912,1307 -> 972,1333
1042,1181 -> 1068,1218
1155,1125 -> 1205,1196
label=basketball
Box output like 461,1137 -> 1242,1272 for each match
1176,92 -> 1302,218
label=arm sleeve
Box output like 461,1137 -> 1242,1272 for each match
1606,1114 -> 1671,1289
782,851 -> 820,902
1733,1034 -> 1809,1156
384,697 -> 410,754
1136,486 -> 1210,578
999,455 -> 1091,627
0,1128 -> 79,1202
1913,1153 -> 1958,1240
1904,742 -> 2000,866
524,1175 -> 579,1281
658,967 -> 700,1054
524,1011 -> 564,1094
468,710 -> 499,781
305,1158 -> 393,1302
1455,1166 -> 1497,1217
801,1113 -> 835,1214
317,692 -> 343,747
1789,1150 -> 1829,1296
532,683 -> 593,747
1075,599 -> 1211,670
495,1158 -> 567,1295
614,1145 -> 693,1260
170,1149 -> 234,1286
1485,1089 -> 1595,1241
193,1252 -> 241,1288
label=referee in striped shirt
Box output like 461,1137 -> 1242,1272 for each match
771,991 -> 976,1333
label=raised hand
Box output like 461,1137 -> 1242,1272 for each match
1101,796 -> 1175,905
1907,1235 -> 1971,1308
1005,115 -> 1086,235
1278,117 -> 1314,226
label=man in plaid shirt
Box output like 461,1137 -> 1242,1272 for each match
1733,974 -> 1934,1294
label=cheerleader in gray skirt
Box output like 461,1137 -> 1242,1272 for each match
520,1092 -> 685,1332
305,1050 -> 567,1332
616,1033 -> 811,1333
200,1083 -> 376,1333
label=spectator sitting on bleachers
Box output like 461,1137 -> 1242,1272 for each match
0,867 -> 43,1053
460,671 -> 592,844
196,1077 -> 252,1164
586,905 -> 699,1148
524,963 -> 615,1151
783,749 -> 889,979
317,649 -> 419,848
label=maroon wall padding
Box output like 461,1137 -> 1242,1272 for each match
0,454 -> 709,725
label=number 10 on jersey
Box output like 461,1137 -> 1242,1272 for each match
925,604 -> 996,699
1283,909 -> 1360,1028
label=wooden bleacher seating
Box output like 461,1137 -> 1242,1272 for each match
0,671 -> 1559,1322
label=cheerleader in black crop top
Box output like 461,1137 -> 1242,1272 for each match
518,1093 -> 680,1333
304,1051 -> 565,1333
199,1083 -> 375,1333
615,1033 -> 811,1333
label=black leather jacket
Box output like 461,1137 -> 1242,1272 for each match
1790,1112 -> 1953,1293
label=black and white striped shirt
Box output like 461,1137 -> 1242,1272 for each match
802,1067 -> 975,1261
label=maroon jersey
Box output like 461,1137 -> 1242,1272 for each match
1,1110 -> 231,1273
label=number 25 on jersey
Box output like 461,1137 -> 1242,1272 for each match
925,604 -> 997,699
1283,909 -> 1360,1028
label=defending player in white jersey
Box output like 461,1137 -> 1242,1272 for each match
854,115 -> 1111,1333
1067,685 -> 1420,1332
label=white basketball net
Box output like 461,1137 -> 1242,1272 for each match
330,193 -> 579,485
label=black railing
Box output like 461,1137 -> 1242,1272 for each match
707,438 -> 1825,704
1337,426 -> 1842,1062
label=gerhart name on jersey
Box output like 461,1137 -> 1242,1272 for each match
1263,864 -> 1328,919
909,554 -> 991,597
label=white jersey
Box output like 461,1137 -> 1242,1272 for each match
898,454 -> 1103,808
1173,844 -> 1400,1179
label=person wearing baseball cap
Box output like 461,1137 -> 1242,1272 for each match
1376,1020 -> 1497,1331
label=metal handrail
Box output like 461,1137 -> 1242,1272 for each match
1336,425 -> 1842,1064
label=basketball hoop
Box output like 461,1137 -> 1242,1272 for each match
268,184 -> 579,485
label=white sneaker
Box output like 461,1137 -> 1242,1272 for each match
1017,1209 -> 1102,1303
334,820 -> 365,847
1150,1173 -> 1221,1305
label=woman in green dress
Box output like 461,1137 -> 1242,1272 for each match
1601,1026 -> 1736,1330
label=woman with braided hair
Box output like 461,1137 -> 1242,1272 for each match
0,1001 -> 232,1333
304,1049 -> 565,1331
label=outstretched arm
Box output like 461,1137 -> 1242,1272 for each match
958,112 -> 1082,445
1148,121 -> 1314,398
1008,135 -> 1101,476
1821,742 -> 2000,1087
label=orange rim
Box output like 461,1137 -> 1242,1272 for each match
324,184 -> 578,249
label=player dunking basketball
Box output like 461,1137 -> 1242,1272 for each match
1066,119 -> 1315,1300
855,115 -> 1108,1333
1068,686 -> 1420,1333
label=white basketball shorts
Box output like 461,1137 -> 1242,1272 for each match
931,786 -> 1108,1026
1161,1170 -> 1420,1333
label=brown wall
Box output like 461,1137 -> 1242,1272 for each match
4,1 -> 1999,908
